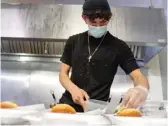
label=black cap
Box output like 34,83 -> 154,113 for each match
82,0 -> 111,15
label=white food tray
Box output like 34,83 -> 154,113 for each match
106,115 -> 168,126
23,112 -> 112,125
0,104 -> 46,125
16,104 -> 46,110
0,109 -> 38,125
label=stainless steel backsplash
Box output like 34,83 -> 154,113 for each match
1,60 -> 148,107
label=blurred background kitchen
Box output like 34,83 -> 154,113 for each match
1,0 -> 167,108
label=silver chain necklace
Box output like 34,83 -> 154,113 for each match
87,33 -> 106,62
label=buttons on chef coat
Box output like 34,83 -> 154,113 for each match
105,64 -> 108,67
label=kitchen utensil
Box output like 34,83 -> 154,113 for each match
105,93 -> 122,114
50,90 -> 57,108
85,99 -> 108,112
101,114 -> 115,125
84,109 -> 104,115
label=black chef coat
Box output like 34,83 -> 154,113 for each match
59,31 -> 139,112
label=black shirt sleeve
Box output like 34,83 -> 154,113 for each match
60,36 -> 74,66
118,41 -> 139,74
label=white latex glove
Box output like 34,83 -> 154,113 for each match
120,85 -> 148,108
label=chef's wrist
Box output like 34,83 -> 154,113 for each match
68,84 -> 80,94
135,85 -> 149,94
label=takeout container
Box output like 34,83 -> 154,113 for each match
0,109 -> 37,125
16,104 -> 46,110
111,116 -> 168,126
0,102 -> 109,125
23,112 -> 111,125
140,100 -> 167,118
0,104 -> 46,125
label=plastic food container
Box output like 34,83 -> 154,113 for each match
16,104 -> 46,110
0,109 -> 37,125
0,104 -> 46,125
113,116 -> 168,126
140,100 -> 167,118
23,112 -> 111,125
25,117 -> 88,125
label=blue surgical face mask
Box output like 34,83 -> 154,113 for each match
88,25 -> 108,38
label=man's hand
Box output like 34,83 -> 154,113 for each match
120,69 -> 149,109
59,63 -> 90,111
70,87 -> 89,111
121,86 -> 148,108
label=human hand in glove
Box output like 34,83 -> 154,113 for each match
120,85 -> 149,108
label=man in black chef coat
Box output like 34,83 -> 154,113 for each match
59,0 -> 149,112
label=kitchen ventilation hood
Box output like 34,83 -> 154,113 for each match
1,37 -> 145,64
0,0 -> 162,8
1,4 -> 166,46
1,4 -> 167,67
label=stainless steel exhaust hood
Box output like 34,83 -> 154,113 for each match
1,4 -> 166,45
1,37 -> 145,64
1,4 -> 167,66
0,0 -> 163,8
1,0 -> 58,4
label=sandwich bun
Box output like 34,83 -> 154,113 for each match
117,108 -> 142,117
51,104 -> 76,114
0,101 -> 18,109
